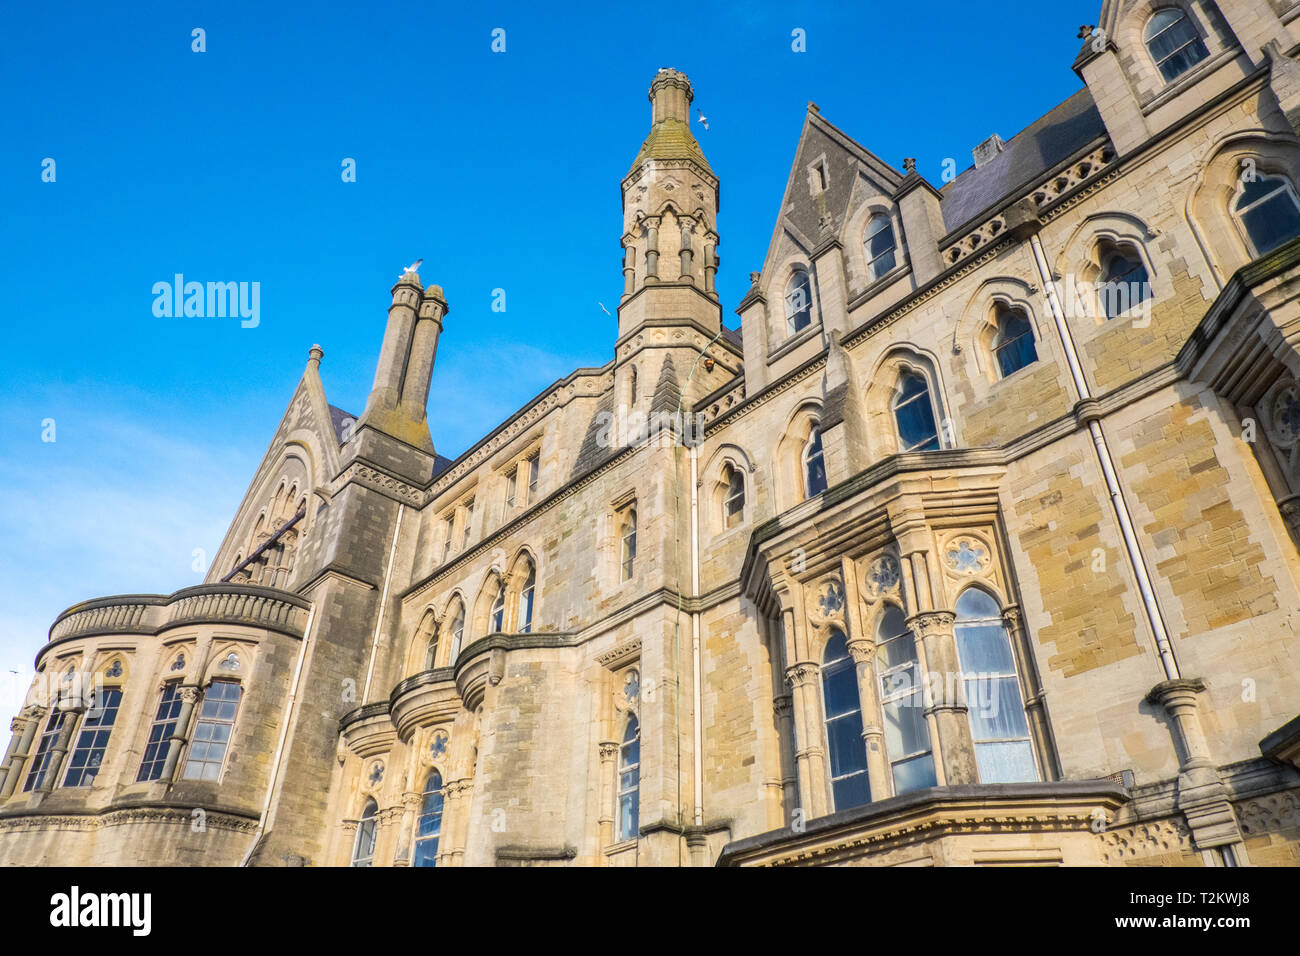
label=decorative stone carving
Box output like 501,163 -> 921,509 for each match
178,686 -> 201,705
943,536 -> 991,575
807,577 -> 845,628
861,554 -> 901,601
1270,382 -> 1300,447
785,663 -> 819,688
907,610 -> 955,640
1099,818 -> 1193,862
1235,789 -> 1300,835
430,730 -> 449,759
368,760 -> 384,786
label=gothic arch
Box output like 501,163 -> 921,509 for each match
864,345 -> 954,455
843,191 -> 904,290
504,547 -> 539,631
406,607 -> 441,675
1186,131 -> 1300,283
773,399 -> 824,511
701,442 -> 757,534
471,568 -> 507,637
956,277 -> 1046,383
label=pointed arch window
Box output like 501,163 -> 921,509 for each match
1097,246 -> 1152,320
490,581 -> 506,633
1144,8 -> 1208,82
63,687 -> 123,787
954,588 -> 1038,783
137,681 -> 183,783
821,629 -> 870,810
785,270 -> 814,335
518,564 -> 536,634
183,680 -> 243,782
448,605 -> 466,664
413,770 -> 444,867
352,799 -> 378,867
417,610 -> 439,671
722,463 -> 745,529
991,307 -> 1038,377
875,605 -> 937,795
865,214 -> 897,282
617,715 -> 640,842
1235,175 -> 1300,257
893,371 -> 940,451
803,427 -> 828,498
24,708 -> 71,792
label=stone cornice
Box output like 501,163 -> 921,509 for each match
0,802 -> 259,833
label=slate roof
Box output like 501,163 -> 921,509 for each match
328,405 -> 356,444
938,88 -> 1106,236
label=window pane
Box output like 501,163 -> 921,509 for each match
821,661 -> 860,718
832,771 -> 871,811
412,837 -> 440,867
975,740 -> 1038,783
785,272 -> 813,332
883,692 -> 929,758
826,714 -> 867,776
1241,193 -> 1300,255
966,676 -> 1031,741
955,622 -> 1016,674
892,752 -> 938,794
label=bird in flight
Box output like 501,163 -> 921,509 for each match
598,302 -> 611,316
696,108 -> 709,131
399,258 -> 423,278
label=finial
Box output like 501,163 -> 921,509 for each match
1077,25 -> 1096,39
808,101 -> 820,114
307,344 -> 324,373
749,271 -> 761,285
903,157 -> 917,174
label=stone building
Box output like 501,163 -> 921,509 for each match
3,0 -> 1300,867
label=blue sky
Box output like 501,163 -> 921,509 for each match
0,0 -> 1099,725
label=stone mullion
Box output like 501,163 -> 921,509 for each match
895,531 -> 948,787
772,695 -> 797,819
597,741 -> 618,851
37,705 -> 83,793
1002,605 -> 1058,780
374,804 -> 404,867
0,709 -> 41,799
909,609 -> 977,786
678,217 -> 695,280
160,685 -> 202,783
644,218 -> 660,282
786,661 -> 828,819
440,778 -> 472,866
841,555 -> 888,801
392,790 -> 421,867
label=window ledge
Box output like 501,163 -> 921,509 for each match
604,838 -> 638,855
1139,46 -> 1240,116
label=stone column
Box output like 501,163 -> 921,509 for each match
909,610 -> 977,786
703,239 -> 717,295
1147,679 -> 1244,851
1003,605 -> 1057,780
622,239 -> 636,300
375,804 -> 404,867
785,661 -> 828,819
37,704 -> 82,793
841,555 -> 888,800
644,218 -> 660,282
773,695 -> 798,821
597,740 -> 618,849
0,708 -> 41,799
678,217 -> 695,280
392,790 -> 421,866
440,778 -> 472,866
160,685 -> 203,782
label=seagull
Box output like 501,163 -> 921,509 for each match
696,108 -> 709,131
399,258 -> 423,278
598,302 -> 611,316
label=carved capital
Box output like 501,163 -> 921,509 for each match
178,686 -> 202,705
845,639 -> 876,666
1001,604 -> 1023,632
785,662 -> 819,688
906,610 -> 955,640
598,741 -> 619,761
773,695 -> 793,719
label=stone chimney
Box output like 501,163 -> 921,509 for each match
973,133 -> 1007,168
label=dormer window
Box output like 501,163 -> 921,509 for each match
864,214 -> 897,282
785,270 -> 814,335
1145,8 -> 1208,83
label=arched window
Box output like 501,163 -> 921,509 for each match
490,581 -> 506,633
183,680 -> 243,782
448,605 -> 466,664
617,715 -> 640,842
63,687 -> 124,788
864,214 -> 897,282
722,463 -> 745,529
352,799 -> 378,867
803,428 -> 828,498
413,771 -> 444,867
415,610 -> 438,671
620,508 -> 637,581
1234,175 -> 1300,257
1144,8 -> 1209,82
821,629 -> 870,810
875,605 -> 937,795
991,307 -> 1038,378
954,588 -> 1037,783
892,371 -> 940,452
518,564 -> 536,634
785,270 -> 814,335
1096,246 -> 1152,320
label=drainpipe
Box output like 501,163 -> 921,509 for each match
363,504 -> 405,702
1029,234 -> 1180,681
239,599 -> 317,867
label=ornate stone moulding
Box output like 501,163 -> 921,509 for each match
45,584 -> 311,650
